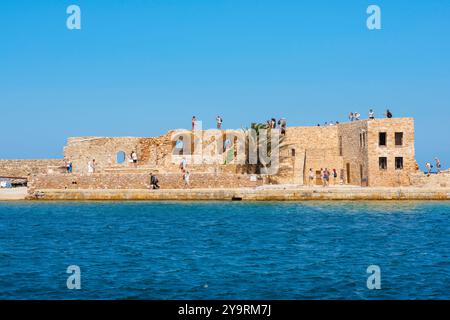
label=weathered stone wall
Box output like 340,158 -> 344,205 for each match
409,170 -> 450,188
0,159 -> 62,178
28,172 -> 263,192
46,118 -> 418,188
367,118 -> 415,187
27,187 -> 450,201
279,126 -> 343,185
338,121 -> 369,186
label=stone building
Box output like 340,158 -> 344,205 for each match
0,117 -> 419,190
56,117 -> 416,188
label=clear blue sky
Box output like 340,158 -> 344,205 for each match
0,0 -> 449,168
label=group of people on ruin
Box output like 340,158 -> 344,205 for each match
266,118 -> 287,135
317,121 -> 340,127
315,108 -> 395,126
349,109 -> 393,122
191,115 -> 287,135
308,168 -> 339,187
192,115 -> 224,130
425,158 -> 442,176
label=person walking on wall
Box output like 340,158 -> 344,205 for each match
180,157 -> 187,172
64,159 -> 73,173
216,115 -> 223,129
435,158 -> 441,174
183,170 -> 190,187
88,159 -> 96,174
131,151 -> 138,167
385,109 -> 393,118
150,172 -> 160,189
332,168 -> 337,185
308,168 -> 315,186
349,112 -> 354,122
425,162 -> 432,176
278,118 -> 287,135
368,109 -> 375,120
192,116 -> 197,130
323,168 -> 330,187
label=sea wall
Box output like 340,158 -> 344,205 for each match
27,186 -> 450,201
28,172 -> 263,192
0,159 -> 62,178
409,171 -> 450,188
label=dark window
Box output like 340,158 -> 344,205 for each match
379,157 -> 387,170
291,149 -> 296,157
395,157 -> 403,170
395,132 -> 403,146
379,132 -> 386,146
339,136 -> 343,156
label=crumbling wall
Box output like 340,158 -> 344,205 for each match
0,159 -> 62,178
409,170 -> 450,188
28,172 -> 263,192
58,119 -> 417,188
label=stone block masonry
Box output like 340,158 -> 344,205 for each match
27,187 -> 450,201
0,159 -> 62,178
3,117 -> 440,194
28,172 -> 263,194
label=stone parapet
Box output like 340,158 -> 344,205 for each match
28,172 -> 263,192
27,186 -> 450,201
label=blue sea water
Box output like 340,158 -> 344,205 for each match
0,201 -> 448,300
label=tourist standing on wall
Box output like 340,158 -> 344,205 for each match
150,173 -> 160,189
183,171 -> 190,187
425,162 -> 432,176
435,158 -> 441,174
131,151 -> 138,167
309,168 -> 315,186
368,109 -> 375,120
278,118 -> 287,135
354,112 -> 361,120
216,115 -> 223,129
332,168 -> 337,184
64,159 -> 72,173
348,112 -> 354,122
323,168 -> 330,187
88,159 -> 96,174
385,109 -> 393,118
180,157 -> 187,172
192,116 -> 197,130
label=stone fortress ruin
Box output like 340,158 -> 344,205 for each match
1,117 -> 449,200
